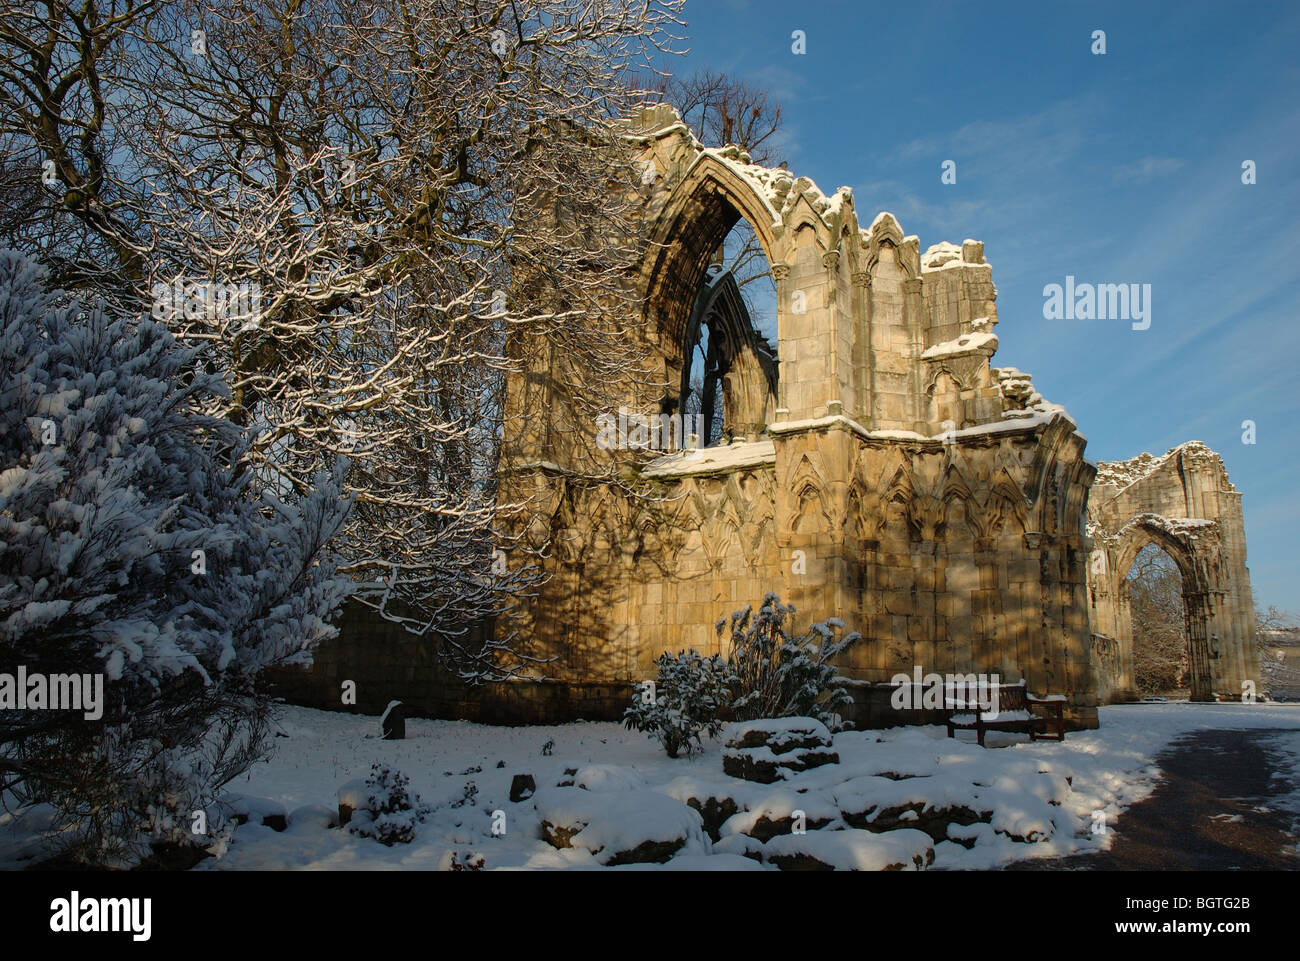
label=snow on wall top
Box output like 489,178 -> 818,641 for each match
922,241 -> 963,268
921,331 -> 998,360
642,438 -> 776,478
921,240 -> 990,272
991,366 -> 1073,425
1094,441 -> 1234,493
703,143 -> 852,231
626,106 -> 859,236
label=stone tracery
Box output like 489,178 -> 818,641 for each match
496,105 -> 1101,726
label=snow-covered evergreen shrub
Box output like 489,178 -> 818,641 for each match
623,649 -> 736,757
347,764 -> 432,845
719,593 -> 860,729
0,249 -> 354,863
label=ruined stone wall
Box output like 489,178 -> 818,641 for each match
493,105 -> 1100,729
1086,441 -> 1258,701
266,108 -> 1264,729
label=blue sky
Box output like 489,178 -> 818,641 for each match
662,0 -> 1300,614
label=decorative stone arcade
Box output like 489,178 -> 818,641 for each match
495,104 -> 1100,728
1086,442 -> 1259,702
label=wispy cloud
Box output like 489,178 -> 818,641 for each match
746,62 -> 810,97
883,97 -> 1103,176
849,96 -> 1112,249
1113,156 -> 1184,184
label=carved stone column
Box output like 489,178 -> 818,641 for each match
850,269 -> 874,424
771,264 -> 791,411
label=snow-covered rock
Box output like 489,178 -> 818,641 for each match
286,804 -> 337,831
722,717 -> 839,783
724,716 -> 832,749
762,827 -> 935,871
336,778 -> 368,827
225,794 -> 288,832
572,764 -> 647,793
719,787 -> 840,841
712,832 -> 766,861
661,775 -> 756,841
833,775 -> 990,841
533,788 -> 708,865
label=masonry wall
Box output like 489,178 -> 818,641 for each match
493,416 -> 1097,729
1086,442 -> 1259,701
273,105 -> 1104,730
497,106 -> 1104,728
265,602 -> 634,724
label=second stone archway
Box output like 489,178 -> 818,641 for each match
1087,443 -> 1258,702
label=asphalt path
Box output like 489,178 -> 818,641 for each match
1009,728 -> 1299,870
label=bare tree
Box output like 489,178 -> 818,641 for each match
656,69 -> 784,306
1128,544 -> 1188,696
0,0 -> 686,680
1255,600 -> 1296,635
645,69 -> 784,165
632,69 -> 785,432
1254,594 -> 1299,700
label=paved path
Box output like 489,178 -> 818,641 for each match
1010,728 -> 1299,870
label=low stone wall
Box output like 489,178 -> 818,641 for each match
264,602 -> 635,725
837,679 -> 1095,732
270,604 -> 1095,730
836,681 -> 946,730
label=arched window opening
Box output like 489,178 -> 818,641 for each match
1126,542 -> 1189,698
678,220 -> 777,448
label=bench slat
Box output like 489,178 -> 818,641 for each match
944,682 -> 1066,747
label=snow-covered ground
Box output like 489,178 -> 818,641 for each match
206,701 -> 1300,870
4,702 -> 1299,870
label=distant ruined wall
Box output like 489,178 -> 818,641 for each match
1086,441 -> 1258,702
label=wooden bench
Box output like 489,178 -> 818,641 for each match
944,680 -> 1066,747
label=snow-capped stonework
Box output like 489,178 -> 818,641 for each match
484,103 -> 1101,730
1093,440 -> 1237,493
1086,442 -> 1258,703
283,105 -> 1257,731
281,108 -> 1258,731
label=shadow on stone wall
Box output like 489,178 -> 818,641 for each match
266,604 -> 1099,731
263,601 -> 635,725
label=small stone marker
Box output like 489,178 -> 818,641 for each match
509,774 -> 536,803
381,700 -> 405,740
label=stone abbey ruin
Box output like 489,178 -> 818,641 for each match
280,105 -> 1258,727
1087,442 -> 1257,704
